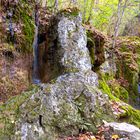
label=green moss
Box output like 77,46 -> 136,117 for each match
121,105 -> 140,128
115,36 -> 140,103
117,86 -> 129,102
98,73 -> 129,102
11,0 -> 35,53
0,85 -> 39,136
99,75 -> 140,128
109,81 -> 129,103
16,3 -> 34,52
99,78 -> 118,101
119,44 -> 128,52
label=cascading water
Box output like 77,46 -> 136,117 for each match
32,4 -> 41,84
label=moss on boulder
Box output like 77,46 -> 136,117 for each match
0,86 -> 39,138
121,104 -> 140,128
98,73 -> 129,103
115,36 -> 140,103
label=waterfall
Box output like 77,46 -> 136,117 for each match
32,4 -> 41,84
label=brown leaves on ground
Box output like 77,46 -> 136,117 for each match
59,120 -> 130,140
58,127 -> 123,140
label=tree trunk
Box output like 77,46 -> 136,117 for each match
54,0 -> 58,11
83,0 -> 87,23
111,0 -> 128,74
112,0 -> 128,48
87,0 -> 95,23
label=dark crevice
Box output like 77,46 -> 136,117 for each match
39,115 -> 43,127
79,128 -> 86,134
2,50 -> 14,59
38,33 -> 46,44
87,38 -> 105,72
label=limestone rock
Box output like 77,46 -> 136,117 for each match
57,14 -> 91,72
15,11 -> 113,140
107,122 -> 140,140
100,51 -> 116,75
4,10 -> 114,140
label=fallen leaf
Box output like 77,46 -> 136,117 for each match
90,135 -> 96,140
111,134 -> 119,140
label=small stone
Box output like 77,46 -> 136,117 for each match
108,122 -> 140,140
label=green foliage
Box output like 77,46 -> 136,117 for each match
42,0 -> 140,34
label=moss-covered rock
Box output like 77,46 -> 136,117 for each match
98,72 -> 140,128
121,104 -> 140,128
85,25 -> 106,71
0,85 -> 39,138
0,11 -> 115,140
0,0 -> 36,102
115,36 -> 140,103
98,73 -> 129,103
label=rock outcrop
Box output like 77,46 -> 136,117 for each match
9,11 -> 114,140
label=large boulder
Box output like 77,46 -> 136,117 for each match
0,10 -> 114,140
14,10 -> 114,139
